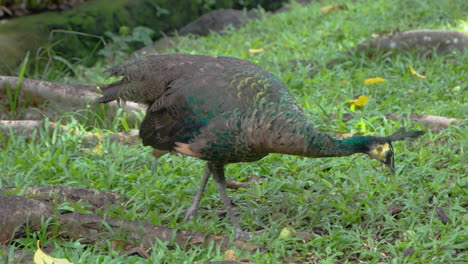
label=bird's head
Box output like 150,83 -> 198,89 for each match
365,129 -> 425,173
367,140 -> 395,173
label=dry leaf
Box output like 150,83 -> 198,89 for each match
224,249 -> 237,261
364,77 -> 385,84
248,48 -> 264,54
320,4 -> 347,14
226,175 -> 267,189
295,232 -> 314,242
34,240 -> 72,264
409,66 -> 427,79
111,239 -> 150,258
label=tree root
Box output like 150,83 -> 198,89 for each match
356,30 -> 468,57
0,76 -> 144,120
0,186 -> 130,212
329,113 -> 463,129
0,246 -> 34,264
0,120 -> 140,146
0,188 -> 265,259
0,194 -> 54,244
58,213 -> 264,253
0,120 -> 73,138
291,30 -> 468,72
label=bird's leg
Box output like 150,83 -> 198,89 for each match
209,162 -> 252,240
184,164 -> 211,221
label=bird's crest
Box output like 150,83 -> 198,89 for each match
388,128 -> 425,142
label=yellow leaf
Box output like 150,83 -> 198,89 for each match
92,144 -> 103,155
409,66 -> 427,79
224,249 -> 237,261
249,48 -> 264,54
348,95 -> 369,107
364,77 -> 385,84
320,4 -> 347,14
92,133 -> 103,155
94,132 -> 103,140
34,241 -> 72,264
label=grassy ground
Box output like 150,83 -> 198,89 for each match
1,0 -> 467,263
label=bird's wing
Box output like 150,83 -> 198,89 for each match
138,66 -> 236,151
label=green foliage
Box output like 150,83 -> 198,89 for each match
3,52 -> 29,116
98,26 -> 155,62
0,0 -> 289,74
0,0 -> 68,9
2,0 -> 467,263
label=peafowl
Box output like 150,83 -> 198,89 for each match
98,54 -> 424,239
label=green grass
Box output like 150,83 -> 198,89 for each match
1,0 -> 467,263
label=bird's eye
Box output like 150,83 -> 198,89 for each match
377,147 -> 382,152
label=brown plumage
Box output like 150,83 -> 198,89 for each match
98,54 -> 424,239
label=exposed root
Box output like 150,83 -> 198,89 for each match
0,120 -> 141,146
329,113 -> 462,129
0,194 -> 264,255
356,30 -> 468,56
0,76 -> 144,120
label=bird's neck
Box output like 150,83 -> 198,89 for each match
304,135 -> 372,158
251,112 -> 370,158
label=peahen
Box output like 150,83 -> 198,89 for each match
98,54 -> 424,239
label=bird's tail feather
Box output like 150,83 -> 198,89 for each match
97,79 -> 126,103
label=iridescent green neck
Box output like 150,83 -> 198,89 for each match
301,133 -> 372,158
324,136 -> 374,157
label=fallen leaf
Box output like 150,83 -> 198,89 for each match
409,66 -> 427,79
387,204 -> 403,215
248,48 -> 264,54
348,95 -> 369,107
111,239 -> 150,258
320,4 -> 348,14
279,227 -> 295,239
403,248 -> 415,257
224,249 -> 237,261
348,95 -> 369,112
436,207 -> 450,224
34,240 -> 72,264
226,175 -> 267,189
295,232 -> 314,242
92,133 -> 103,155
364,77 -> 385,84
